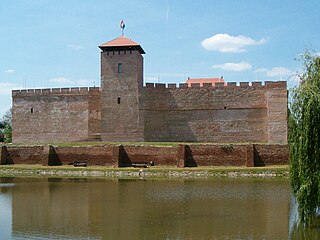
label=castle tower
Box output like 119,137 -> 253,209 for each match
99,36 -> 145,141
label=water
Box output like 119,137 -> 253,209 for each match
0,176 -> 319,240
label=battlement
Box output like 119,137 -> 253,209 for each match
12,87 -> 101,97
143,81 -> 286,90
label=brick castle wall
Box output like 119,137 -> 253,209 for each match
11,81 -> 287,144
140,81 -> 287,143
12,87 -> 101,143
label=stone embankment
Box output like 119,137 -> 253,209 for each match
0,166 -> 289,178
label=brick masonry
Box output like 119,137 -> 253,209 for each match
0,144 -> 288,167
12,87 -> 101,143
140,82 -> 287,143
11,81 -> 288,144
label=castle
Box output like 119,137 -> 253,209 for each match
11,36 -> 288,144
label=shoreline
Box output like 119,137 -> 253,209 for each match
0,164 -> 289,179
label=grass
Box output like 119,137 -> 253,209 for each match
1,141 -> 287,147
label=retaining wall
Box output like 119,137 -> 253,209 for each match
0,146 -> 47,164
0,144 -> 289,167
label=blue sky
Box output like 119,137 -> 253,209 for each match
1,0 -> 320,116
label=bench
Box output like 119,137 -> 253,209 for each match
132,161 -> 154,168
73,161 -> 87,167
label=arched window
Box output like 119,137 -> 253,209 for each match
117,97 -> 121,104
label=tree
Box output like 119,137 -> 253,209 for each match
289,51 -> 320,224
0,108 -> 12,143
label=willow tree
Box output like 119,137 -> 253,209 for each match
289,52 -> 320,224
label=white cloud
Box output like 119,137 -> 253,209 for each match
77,79 -> 95,85
254,68 -> 268,73
144,76 -> 159,81
0,82 -> 20,94
49,77 -> 73,84
4,69 -> 14,73
49,77 -> 94,86
212,61 -> 252,72
201,33 -> 266,53
67,44 -> 83,50
256,67 -> 292,77
266,67 -> 292,77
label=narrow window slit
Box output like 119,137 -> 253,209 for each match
118,63 -> 122,73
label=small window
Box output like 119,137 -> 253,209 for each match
118,63 -> 122,73
30,108 -> 34,113
117,97 -> 121,104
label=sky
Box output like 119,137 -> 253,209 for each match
1,0 -> 320,116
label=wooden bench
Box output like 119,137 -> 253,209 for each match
73,161 -> 87,167
132,163 -> 149,168
132,161 -> 154,168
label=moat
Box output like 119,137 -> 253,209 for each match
0,176 -> 319,240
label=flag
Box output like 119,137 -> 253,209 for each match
120,20 -> 125,29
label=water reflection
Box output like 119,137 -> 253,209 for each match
0,177 -> 318,239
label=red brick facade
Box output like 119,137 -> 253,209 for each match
0,144 -> 288,167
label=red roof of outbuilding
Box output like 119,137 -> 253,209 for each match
99,36 -> 145,54
186,78 -> 225,87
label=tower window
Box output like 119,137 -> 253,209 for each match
118,63 -> 122,73
30,108 -> 34,113
117,97 -> 121,104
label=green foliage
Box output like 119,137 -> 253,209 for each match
0,108 -> 12,143
289,51 -> 320,224
221,144 -> 234,152
3,124 -> 12,143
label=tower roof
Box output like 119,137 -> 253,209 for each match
99,36 -> 145,54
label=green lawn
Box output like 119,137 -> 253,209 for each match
1,141 -> 284,147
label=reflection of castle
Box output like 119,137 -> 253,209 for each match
7,178 -> 291,239
12,36 -> 287,144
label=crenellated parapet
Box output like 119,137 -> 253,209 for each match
12,87 -> 101,97
143,81 -> 286,90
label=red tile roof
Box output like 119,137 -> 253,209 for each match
186,78 -> 225,87
99,36 -> 145,54
100,36 -> 140,47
